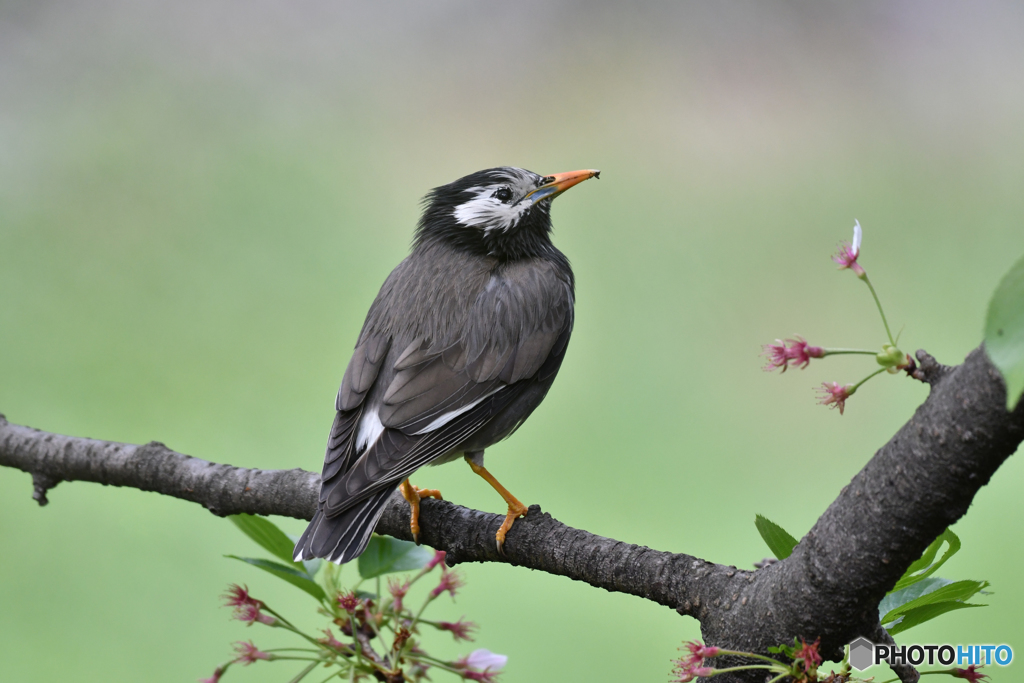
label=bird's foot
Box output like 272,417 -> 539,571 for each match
495,499 -> 528,555
463,455 -> 529,555
399,479 -> 443,545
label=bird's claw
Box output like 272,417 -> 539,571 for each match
400,479 -> 442,546
494,501 -> 528,555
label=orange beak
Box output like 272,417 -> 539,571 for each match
524,169 -> 600,204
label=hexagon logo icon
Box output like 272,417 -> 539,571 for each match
849,637 -> 875,671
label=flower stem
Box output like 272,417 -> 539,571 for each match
397,592 -> 437,665
271,619 -> 328,650
271,656 -> 329,662
851,367 -> 887,392
862,274 -> 896,346
714,650 -> 787,666
822,349 -> 878,356
412,652 -> 471,675
314,671 -> 342,683
704,664 -> 781,675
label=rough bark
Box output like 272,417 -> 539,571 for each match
2,346 -> 1022,683
0,415 -> 724,614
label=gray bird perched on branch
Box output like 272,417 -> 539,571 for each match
294,166 -> 599,564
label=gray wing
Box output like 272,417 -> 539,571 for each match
319,265 -> 574,518
316,334 -> 391,485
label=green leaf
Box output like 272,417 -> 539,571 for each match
881,580 -> 988,624
755,515 -> 799,560
226,555 -> 326,602
985,252 -> 1024,410
892,529 -> 961,591
886,601 -> 983,636
878,577 -> 953,622
768,644 -> 794,656
902,535 -> 944,578
229,514 -> 300,566
357,535 -> 434,579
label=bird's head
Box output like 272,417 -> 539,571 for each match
415,166 -> 599,260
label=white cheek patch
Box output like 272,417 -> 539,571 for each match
452,188 -> 531,233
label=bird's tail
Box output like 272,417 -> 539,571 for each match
293,484 -> 398,564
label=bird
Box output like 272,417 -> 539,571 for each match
293,166 -> 599,564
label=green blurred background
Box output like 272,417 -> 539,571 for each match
2,1 -> 1023,681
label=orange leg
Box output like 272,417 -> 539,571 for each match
399,479 -> 443,545
464,457 -> 528,554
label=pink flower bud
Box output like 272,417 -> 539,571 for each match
816,382 -> 854,415
793,638 -> 822,668
388,577 -> 410,612
426,549 -> 447,571
234,602 -> 276,626
222,584 -> 257,608
952,665 -> 989,682
198,667 -> 224,683
337,591 -> 361,614
430,568 -> 466,599
438,618 -> 478,642
232,640 -> 271,665
761,336 -> 825,372
833,220 -> 866,277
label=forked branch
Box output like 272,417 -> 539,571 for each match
2,346 -> 1021,683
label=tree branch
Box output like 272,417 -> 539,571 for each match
0,424 -> 319,519
0,412 -> 729,616
696,347 -> 1024,681
2,345 -> 1022,683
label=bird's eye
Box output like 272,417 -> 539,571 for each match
493,187 -> 513,203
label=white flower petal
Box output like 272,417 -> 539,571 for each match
466,649 -> 508,671
851,220 -> 862,252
